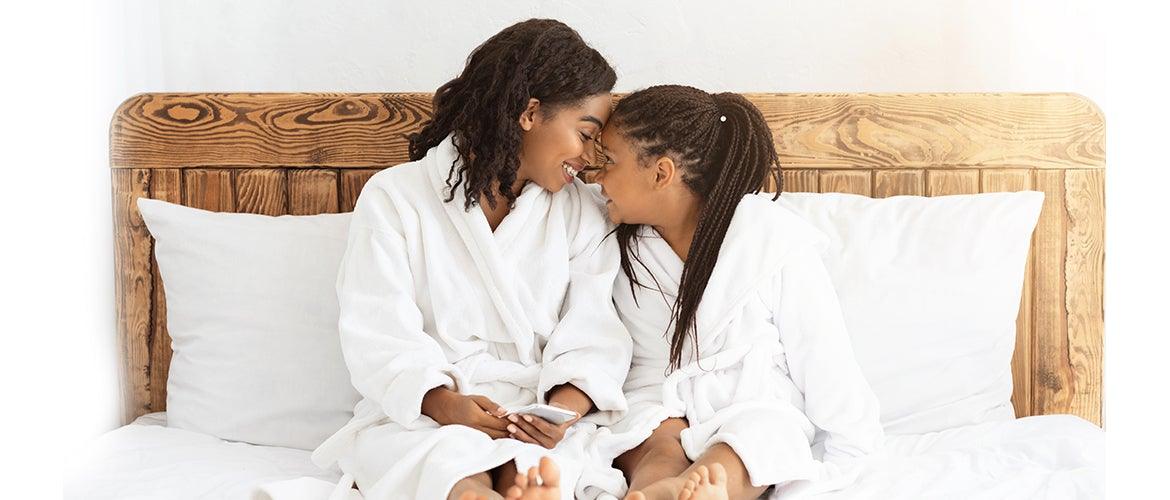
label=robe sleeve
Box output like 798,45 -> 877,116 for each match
336,186 -> 461,427
537,186 -> 633,422
773,246 -> 885,464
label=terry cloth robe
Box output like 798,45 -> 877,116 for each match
590,194 -> 885,499
310,137 -> 633,500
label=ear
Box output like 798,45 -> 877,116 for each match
651,156 -> 678,189
518,98 -> 541,131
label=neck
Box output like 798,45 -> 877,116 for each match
653,193 -> 702,261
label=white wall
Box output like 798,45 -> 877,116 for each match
145,0 -> 1105,100
58,0 -> 1106,452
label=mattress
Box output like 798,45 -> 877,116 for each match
64,413 -> 1103,499
64,413 -> 341,500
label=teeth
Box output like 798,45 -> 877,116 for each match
562,162 -> 579,176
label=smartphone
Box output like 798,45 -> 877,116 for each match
505,404 -> 579,425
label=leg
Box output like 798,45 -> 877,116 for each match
678,443 -> 766,500
450,471 -> 504,500
616,418 -> 692,500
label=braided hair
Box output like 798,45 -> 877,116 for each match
611,85 -> 781,370
408,19 -> 617,210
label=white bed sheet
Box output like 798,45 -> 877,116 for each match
796,414 -> 1104,499
64,413 -> 341,500
65,413 -> 1103,500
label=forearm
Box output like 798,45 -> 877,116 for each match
546,383 -> 594,417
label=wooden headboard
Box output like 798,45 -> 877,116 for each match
110,93 -> 1105,427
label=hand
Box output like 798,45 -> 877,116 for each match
505,403 -> 580,449
420,387 -> 510,439
507,384 -> 592,449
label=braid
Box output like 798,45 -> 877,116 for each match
407,19 -> 617,210
612,86 -> 781,370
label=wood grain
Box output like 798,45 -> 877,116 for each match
341,169 -> 382,212
111,168 -> 153,422
1032,170 -> 1072,419
111,93 -> 1104,171
1063,169 -> 1105,425
753,93 -> 1104,170
111,93 -> 433,169
183,169 -> 236,212
236,169 -> 288,215
819,170 -> 872,196
779,169 -> 818,193
981,169 -> 1036,418
147,169 -> 181,412
874,170 -> 925,197
926,169 -> 980,195
290,169 -> 340,215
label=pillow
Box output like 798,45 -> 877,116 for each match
776,191 -> 1044,435
138,198 -> 359,450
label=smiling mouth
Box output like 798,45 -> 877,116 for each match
562,162 -> 581,178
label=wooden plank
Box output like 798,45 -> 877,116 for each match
111,93 -> 433,169
780,169 -> 818,193
981,169 -> 1035,418
926,169 -> 980,195
289,169 -> 340,214
874,170 -> 925,197
819,170 -> 872,196
756,93 -> 1104,170
112,93 -> 1104,171
340,169 -> 381,212
1063,169 -> 1105,425
112,168 -> 153,423
183,169 -> 236,211
147,169 -> 181,413
1032,170 -> 1072,418
236,168 -> 288,215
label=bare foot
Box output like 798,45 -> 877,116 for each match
504,456 -> 561,500
457,491 -> 491,500
677,464 -> 729,500
625,476 -> 686,500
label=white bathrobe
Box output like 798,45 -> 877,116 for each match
311,137 -> 633,500
591,195 -> 884,499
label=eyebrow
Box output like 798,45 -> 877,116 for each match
579,115 -> 604,128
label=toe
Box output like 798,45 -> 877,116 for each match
538,456 -> 561,487
710,462 -> 728,486
505,485 -> 523,499
696,465 -> 710,485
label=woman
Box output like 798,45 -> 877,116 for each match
588,86 -> 884,500
311,19 -> 632,500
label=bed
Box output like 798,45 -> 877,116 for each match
71,92 -> 1105,499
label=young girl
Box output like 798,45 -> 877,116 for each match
589,86 -> 884,500
310,20 -> 633,500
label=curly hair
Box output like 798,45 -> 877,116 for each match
610,85 -> 781,371
407,19 -> 617,210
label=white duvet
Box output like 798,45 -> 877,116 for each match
65,412 -> 1102,499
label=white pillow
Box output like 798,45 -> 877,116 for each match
138,198 -> 359,450
776,191 -> 1044,435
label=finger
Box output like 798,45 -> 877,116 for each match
510,416 -> 554,448
507,424 -> 540,445
520,414 -> 560,436
475,425 -> 509,440
475,412 -> 510,432
469,395 -> 506,416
